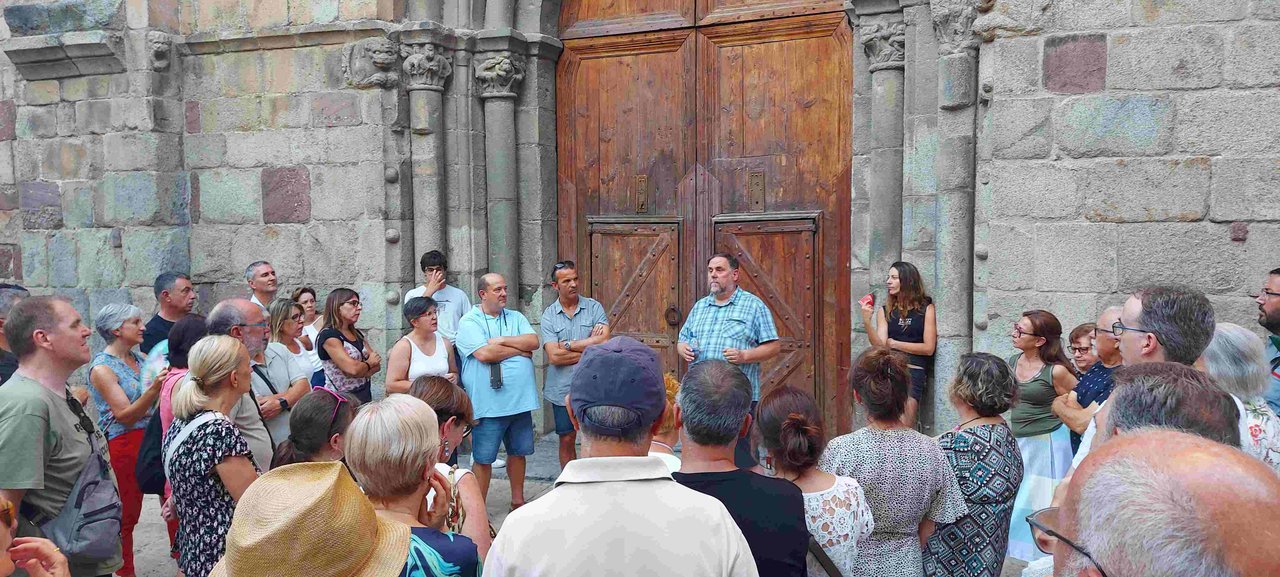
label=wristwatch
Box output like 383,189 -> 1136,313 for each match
279,398 -> 290,411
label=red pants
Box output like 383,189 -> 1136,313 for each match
106,429 -> 149,576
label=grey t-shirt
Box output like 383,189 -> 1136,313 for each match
228,391 -> 274,473
253,345 -> 309,445
540,296 -> 609,406
0,374 -> 124,576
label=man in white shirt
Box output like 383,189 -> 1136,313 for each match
485,336 -> 758,577
403,250 -> 470,343
245,261 -> 277,312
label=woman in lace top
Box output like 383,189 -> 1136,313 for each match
923,353 -> 1024,577
756,385 -> 873,577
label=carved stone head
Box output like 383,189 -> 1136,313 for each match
147,30 -> 172,71
367,37 -> 398,71
343,36 -> 401,89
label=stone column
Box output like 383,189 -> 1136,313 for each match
929,0 -> 983,428
860,19 -> 906,293
400,23 -> 458,272
474,38 -> 526,291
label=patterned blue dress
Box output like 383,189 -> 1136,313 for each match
400,526 -> 480,577
923,423 -> 1025,577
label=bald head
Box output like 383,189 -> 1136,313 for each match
207,298 -> 267,357
477,273 -> 509,314
1058,429 -> 1280,577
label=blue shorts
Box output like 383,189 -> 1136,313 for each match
471,411 -> 535,465
551,404 -> 575,436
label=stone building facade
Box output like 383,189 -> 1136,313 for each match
0,0 -> 1274,434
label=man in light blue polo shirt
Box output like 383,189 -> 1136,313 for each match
455,272 -> 540,506
541,260 -> 610,468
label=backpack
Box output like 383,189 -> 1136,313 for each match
21,392 -> 123,562
135,410 -> 167,495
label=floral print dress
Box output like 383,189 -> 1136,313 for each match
163,411 -> 259,577
1242,398 -> 1280,474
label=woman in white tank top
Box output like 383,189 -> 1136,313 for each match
386,296 -> 459,393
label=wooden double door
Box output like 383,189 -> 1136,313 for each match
556,0 -> 853,433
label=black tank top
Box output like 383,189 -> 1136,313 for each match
886,298 -> 933,371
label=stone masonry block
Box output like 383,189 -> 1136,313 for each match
185,101 -> 200,133
1080,157 -> 1210,222
41,138 -> 94,180
1226,24 -> 1280,88
291,0 -> 340,24
214,52 -> 264,98
310,163 -> 379,220
1054,94 -> 1173,158
75,228 -> 125,288
19,180 -> 61,229
194,224 -> 304,285
1177,90 -> 1280,156
14,141 -> 39,182
265,94 -> 308,128
61,180 -> 93,228
1257,0 -> 1280,19
1033,223 -> 1118,292
1117,223 -> 1245,293
1132,0 -> 1248,25
74,100 -> 118,134
48,231 -> 76,287
184,133 -> 226,169
1209,158 -> 1280,222
123,227 -> 191,286
1043,34 -> 1105,94
17,105 -> 57,138
311,92 -> 361,127
195,168 -> 262,224
22,80 -> 59,106
225,130 -> 295,168
95,172 -> 188,227
104,132 -> 181,172
0,182 -> 14,208
0,142 -> 12,185
0,100 -> 15,141
200,97 -> 264,133
59,76 -> 112,101
262,166 -> 311,223
1042,0 -> 1131,31
339,0 -> 379,20
1109,27 -> 1224,90
989,98 -> 1052,159
303,219 -> 382,284
325,125 -> 383,163
902,195 -> 937,252
248,0 -> 287,28
986,222 -> 1035,291
988,161 -> 1081,219
55,103 -> 75,137
21,232 -> 48,285
0,243 -> 19,281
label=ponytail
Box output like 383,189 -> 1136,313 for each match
756,386 -> 826,473
170,374 -> 209,421
173,335 -> 245,420
271,439 -> 303,469
778,412 -> 822,470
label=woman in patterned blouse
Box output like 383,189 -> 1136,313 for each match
1198,323 -> 1280,474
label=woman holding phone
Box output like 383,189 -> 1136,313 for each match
858,261 -> 937,428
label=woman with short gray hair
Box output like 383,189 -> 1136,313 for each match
88,302 -> 165,577
1198,323 -> 1280,473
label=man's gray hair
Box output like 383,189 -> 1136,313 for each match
1106,362 -> 1240,448
0,285 -> 30,319
676,360 -> 752,447
244,260 -> 271,282
1133,285 -> 1215,365
1201,323 -> 1270,399
94,303 -> 143,344
579,405 -> 649,445
206,300 -> 245,336
1066,437 -> 1234,577
153,271 -> 189,299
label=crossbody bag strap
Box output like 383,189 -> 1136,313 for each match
808,536 -> 844,577
163,412 -> 223,479
251,364 -> 279,395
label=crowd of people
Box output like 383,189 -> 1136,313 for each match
0,254 -> 1279,577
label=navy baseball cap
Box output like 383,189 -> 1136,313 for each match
569,336 -> 665,438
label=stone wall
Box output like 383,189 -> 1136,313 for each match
972,0 -> 1278,355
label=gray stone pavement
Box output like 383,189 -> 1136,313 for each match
130,432 -> 1026,577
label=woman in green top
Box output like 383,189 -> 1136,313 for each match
1005,310 -> 1077,563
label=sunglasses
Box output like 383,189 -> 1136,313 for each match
312,387 -> 350,434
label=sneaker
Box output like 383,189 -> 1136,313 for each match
493,458 -> 507,469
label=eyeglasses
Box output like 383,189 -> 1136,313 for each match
343,300 -> 363,309
1069,346 -> 1092,355
418,310 -> 439,319
1108,321 -> 1161,344
312,386 -> 350,434
290,314 -> 303,322
1257,289 -> 1280,300
1012,326 -> 1040,338
1026,507 -> 1108,577
237,322 -> 269,329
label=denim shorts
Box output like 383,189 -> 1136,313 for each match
551,404 -> 575,436
471,411 -> 535,465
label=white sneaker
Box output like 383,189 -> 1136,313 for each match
493,458 -> 507,469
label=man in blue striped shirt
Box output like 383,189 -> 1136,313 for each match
678,253 -> 780,467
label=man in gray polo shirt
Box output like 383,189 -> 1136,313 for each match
541,260 -> 610,468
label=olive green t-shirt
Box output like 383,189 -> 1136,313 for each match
0,373 -> 124,577
1007,353 -> 1065,438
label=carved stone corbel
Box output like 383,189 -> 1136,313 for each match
342,36 -> 400,89
859,21 -> 905,72
931,0 -> 982,55
474,52 -> 525,99
400,41 -> 453,92
147,30 -> 172,71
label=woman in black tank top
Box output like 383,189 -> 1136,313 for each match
858,261 -> 937,427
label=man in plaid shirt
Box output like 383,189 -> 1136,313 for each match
678,252 -> 781,467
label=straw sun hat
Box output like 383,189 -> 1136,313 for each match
209,461 -> 410,577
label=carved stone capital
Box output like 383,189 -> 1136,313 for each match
342,36 -> 400,89
931,0 -> 982,56
400,42 -> 453,92
474,52 -> 525,99
859,21 -> 905,72
147,30 -> 172,71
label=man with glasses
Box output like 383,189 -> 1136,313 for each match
1031,429 -> 1280,577
1055,308 -> 1124,454
540,260 -> 610,468
1114,285 -> 1215,367
1257,268 -> 1280,415
0,296 -> 125,576
207,299 -> 276,472
0,283 -> 30,385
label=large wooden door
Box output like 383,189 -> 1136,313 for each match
558,1 -> 852,434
